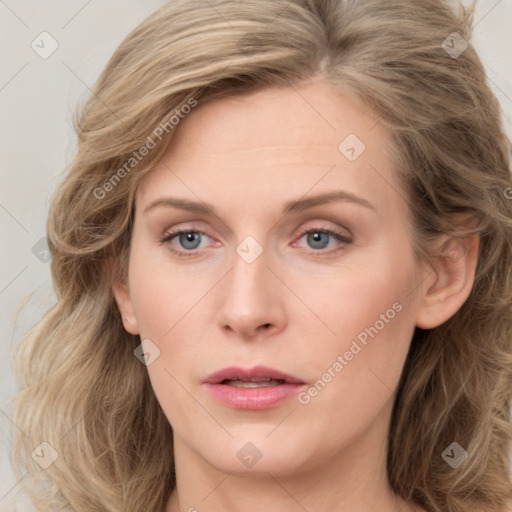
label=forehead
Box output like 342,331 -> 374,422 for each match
135,81 -> 404,219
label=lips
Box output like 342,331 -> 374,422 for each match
204,365 -> 306,410
204,365 -> 305,385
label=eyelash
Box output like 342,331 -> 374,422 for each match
158,226 -> 352,259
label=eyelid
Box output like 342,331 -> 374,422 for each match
294,221 -> 353,241
159,228 -> 211,243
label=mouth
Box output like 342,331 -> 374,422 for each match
203,365 -> 306,410
219,378 -> 287,388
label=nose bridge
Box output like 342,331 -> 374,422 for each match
229,235 -> 269,306
216,233 -> 284,337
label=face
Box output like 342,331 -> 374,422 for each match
114,79 -> 430,477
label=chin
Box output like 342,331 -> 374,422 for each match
196,433 -> 321,477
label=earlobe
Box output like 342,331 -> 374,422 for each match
109,256 -> 140,336
415,233 -> 479,330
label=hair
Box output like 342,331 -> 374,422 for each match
9,0 -> 512,511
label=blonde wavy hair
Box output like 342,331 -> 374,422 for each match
9,0 -> 512,511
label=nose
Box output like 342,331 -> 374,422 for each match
215,241 -> 286,340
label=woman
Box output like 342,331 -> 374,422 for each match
10,0 -> 512,511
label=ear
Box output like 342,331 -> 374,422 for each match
415,231 -> 479,329
109,256 -> 140,335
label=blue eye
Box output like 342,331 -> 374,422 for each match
159,230 -> 210,258
174,231 -> 202,250
295,228 -> 352,255
305,231 -> 335,249
159,227 -> 351,258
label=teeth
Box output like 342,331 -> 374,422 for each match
223,378 -> 284,388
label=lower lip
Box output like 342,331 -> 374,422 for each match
205,382 -> 305,410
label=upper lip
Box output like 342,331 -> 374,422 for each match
204,365 -> 305,385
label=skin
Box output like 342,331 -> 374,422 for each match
113,76 -> 479,512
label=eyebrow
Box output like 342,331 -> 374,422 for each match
143,190 -> 376,216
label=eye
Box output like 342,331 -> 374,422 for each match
293,227 -> 352,255
158,230 -> 214,258
158,225 -> 352,259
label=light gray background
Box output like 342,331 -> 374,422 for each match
1,0 -> 511,510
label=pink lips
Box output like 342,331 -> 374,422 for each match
204,365 -> 306,410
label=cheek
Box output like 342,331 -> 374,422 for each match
128,257 -> 206,427
295,241 -> 417,344
127,239 -> 211,339
293,244 -> 419,401
126,245 -> 214,398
